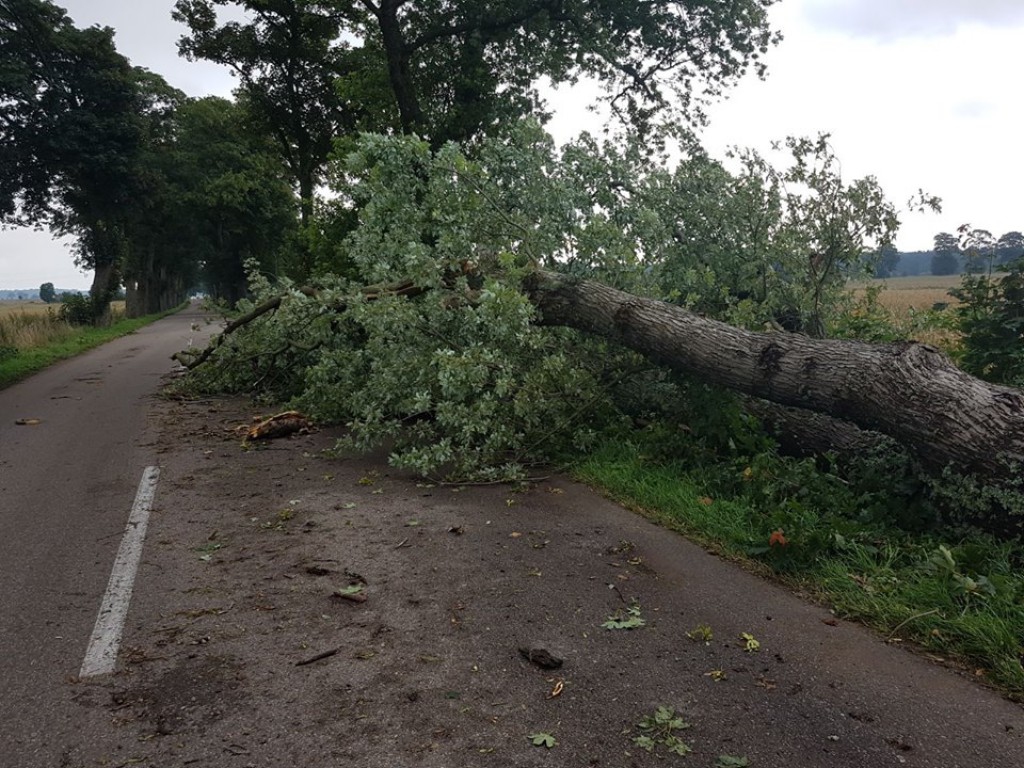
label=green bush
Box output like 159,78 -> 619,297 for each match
58,293 -> 97,325
950,257 -> 1024,386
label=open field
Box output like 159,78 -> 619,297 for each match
0,299 -> 127,317
0,299 -> 137,388
0,302 -> 179,389
844,274 -> 965,349
0,300 -> 53,317
850,274 -> 961,313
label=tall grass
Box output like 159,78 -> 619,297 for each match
0,308 -> 76,350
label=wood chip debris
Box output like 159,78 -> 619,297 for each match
245,410 -> 312,442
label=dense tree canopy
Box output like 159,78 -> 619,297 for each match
2,0 -> 302,316
182,125 -> 921,475
173,0 -> 370,268
173,0 -> 782,269
1,0 -> 152,314
156,97 -> 298,305
329,0 -> 780,142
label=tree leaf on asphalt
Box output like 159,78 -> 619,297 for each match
528,732 -> 556,748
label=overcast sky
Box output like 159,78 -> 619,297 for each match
2,0 -> 1021,290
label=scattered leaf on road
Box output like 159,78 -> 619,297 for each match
528,732 -> 556,748
334,585 -> 367,603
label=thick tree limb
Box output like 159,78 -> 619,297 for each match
173,280 -> 422,370
181,267 -> 1024,486
523,269 -> 1024,480
743,398 -> 896,461
173,289 -> 312,370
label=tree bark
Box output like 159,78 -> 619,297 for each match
523,269 -> 1024,481
743,398 -> 895,462
88,259 -> 117,326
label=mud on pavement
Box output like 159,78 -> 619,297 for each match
66,395 -> 1022,768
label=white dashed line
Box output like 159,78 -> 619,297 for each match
79,466 -> 160,678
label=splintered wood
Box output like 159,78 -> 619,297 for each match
245,411 -> 311,442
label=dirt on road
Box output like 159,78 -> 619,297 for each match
64,393 -> 1022,768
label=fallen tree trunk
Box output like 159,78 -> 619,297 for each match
524,269 -> 1024,482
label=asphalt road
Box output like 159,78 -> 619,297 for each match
0,304 -> 214,766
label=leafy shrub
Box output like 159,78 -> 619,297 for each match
59,293 -> 97,325
950,257 -> 1024,386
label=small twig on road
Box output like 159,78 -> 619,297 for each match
609,583 -> 630,606
296,647 -> 341,667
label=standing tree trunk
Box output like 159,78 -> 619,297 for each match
524,269 -> 1024,481
376,0 -> 424,134
88,259 -> 117,326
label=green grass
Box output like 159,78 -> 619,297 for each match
0,305 -> 183,389
575,439 -> 1024,698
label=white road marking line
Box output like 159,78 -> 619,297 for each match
79,466 -> 160,678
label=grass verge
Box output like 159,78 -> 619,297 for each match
575,439 -> 1024,699
0,304 -> 184,390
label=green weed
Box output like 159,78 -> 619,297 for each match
632,706 -> 691,756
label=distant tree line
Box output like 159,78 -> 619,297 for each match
870,229 -> 1024,278
1,0 -> 298,321
0,285 -> 84,301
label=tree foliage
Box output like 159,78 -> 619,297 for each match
123,96 -> 297,311
184,124 -> 910,479
173,0 -> 370,276
173,0 -> 782,272
951,257 -> 1024,387
1,0 -> 152,314
931,231 -> 960,276
330,0 -> 780,143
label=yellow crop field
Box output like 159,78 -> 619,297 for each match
844,274 -> 968,350
849,274 -> 961,313
0,305 -> 72,349
0,300 -> 53,317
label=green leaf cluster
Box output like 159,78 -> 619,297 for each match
186,120 -> 912,481
602,603 -> 646,630
633,706 -> 691,756
950,256 -> 1024,387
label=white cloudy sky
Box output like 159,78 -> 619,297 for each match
2,0 -> 1022,289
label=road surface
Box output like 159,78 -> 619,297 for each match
0,304 -> 213,766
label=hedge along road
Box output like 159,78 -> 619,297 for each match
0,303 -> 215,765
